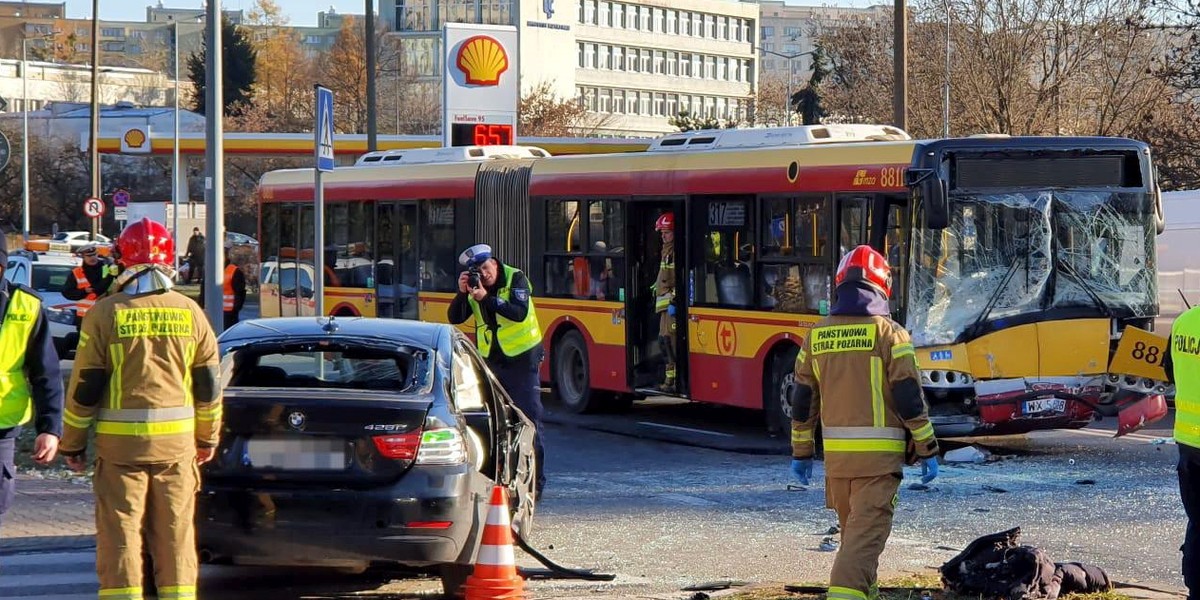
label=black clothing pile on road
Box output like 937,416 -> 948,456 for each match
940,527 -> 1112,600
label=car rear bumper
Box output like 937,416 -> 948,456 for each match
197,467 -> 488,568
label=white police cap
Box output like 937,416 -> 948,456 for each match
458,243 -> 493,267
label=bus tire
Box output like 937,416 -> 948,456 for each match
552,330 -> 598,413
764,344 -> 800,435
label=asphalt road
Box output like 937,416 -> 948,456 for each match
17,360 -> 1186,599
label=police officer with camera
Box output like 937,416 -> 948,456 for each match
447,244 -> 545,496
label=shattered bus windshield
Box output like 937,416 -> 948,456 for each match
907,191 -> 1156,346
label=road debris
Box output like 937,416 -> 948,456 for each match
1075,479 -> 1096,485
681,580 -> 748,592
941,527 -> 1113,600
945,446 -> 991,464
1150,437 -> 1175,445
819,536 -> 839,552
981,485 -> 1008,494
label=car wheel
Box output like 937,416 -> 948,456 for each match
439,563 -> 473,599
765,345 -> 800,435
552,330 -> 598,413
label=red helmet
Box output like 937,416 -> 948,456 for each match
655,212 -> 675,232
117,218 -> 175,267
836,245 -> 892,298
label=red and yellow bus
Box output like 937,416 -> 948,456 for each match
257,126 -> 1168,437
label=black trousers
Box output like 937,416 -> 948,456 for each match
1181,443 -> 1200,600
490,350 -> 545,496
0,435 -> 16,529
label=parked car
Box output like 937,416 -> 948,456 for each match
199,317 -> 539,596
49,231 -> 112,252
3,251 -> 83,357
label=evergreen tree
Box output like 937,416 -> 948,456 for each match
792,45 -> 829,126
188,15 -> 258,116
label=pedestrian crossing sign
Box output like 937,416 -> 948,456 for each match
315,85 -> 335,172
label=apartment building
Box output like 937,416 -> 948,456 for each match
386,0 -> 758,136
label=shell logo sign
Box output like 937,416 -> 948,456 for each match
121,127 -> 151,154
456,36 -> 509,86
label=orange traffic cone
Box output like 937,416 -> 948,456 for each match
462,485 -> 526,599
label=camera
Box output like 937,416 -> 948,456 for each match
467,266 -> 482,290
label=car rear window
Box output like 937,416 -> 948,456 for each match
33,265 -> 74,292
229,345 -> 428,392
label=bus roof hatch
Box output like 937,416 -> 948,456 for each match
648,124 -> 910,152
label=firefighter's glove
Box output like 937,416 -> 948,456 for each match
667,304 -> 676,317
790,458 -> 813,486
920,457 -> 940,484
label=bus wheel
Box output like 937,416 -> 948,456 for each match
764,345 -> 800,435
552,330 -> 597,413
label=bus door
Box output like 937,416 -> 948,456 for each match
626,199 -> 687,394
687,195 -> 755,404
376,202 -> 420,320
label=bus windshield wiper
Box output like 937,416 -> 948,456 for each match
1053,239 -> 1114,319
963,255 -> 1025,341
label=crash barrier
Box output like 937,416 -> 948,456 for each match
463,485 -> 526,599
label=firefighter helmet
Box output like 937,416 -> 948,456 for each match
835,245 -> 892,298
117,218 -> 175,267
655,212 -> 675,232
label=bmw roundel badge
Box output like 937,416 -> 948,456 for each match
288,411 -> 306,430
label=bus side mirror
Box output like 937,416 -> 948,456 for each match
906,169 -> 948,229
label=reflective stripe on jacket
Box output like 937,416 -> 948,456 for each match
223,264 -> 237,311
72,266 -> 96,317
61,289 -> 221,464
0,289 -> 42,428
792,315 -> 937,477
468,265 -> 542,358
1173,306 -> 1200,449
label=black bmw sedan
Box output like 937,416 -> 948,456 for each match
197,317 -> 539,596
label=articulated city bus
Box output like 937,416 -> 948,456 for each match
256,126 -> 1167,437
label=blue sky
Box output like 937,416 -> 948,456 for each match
64,1 -> 882,27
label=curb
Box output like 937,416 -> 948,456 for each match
542,411 -> 790,455
0,535 -> 95,556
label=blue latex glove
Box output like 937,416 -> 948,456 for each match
920,457 -> 940,484
791,458 -> 812,486
667,304 -> 676,317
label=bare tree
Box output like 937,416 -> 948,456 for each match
519,81 -> 613,136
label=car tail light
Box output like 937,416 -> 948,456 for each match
406,521 -> 453,529
372,431 -> 422,460
415,429 -> 467,465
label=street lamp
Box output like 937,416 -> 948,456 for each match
21,33 -> 54,243
758,47 -> 815,127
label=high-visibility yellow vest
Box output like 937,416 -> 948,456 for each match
0,289 -> 42,429
1172,306 -> 1200,449
468,265 -> 542,358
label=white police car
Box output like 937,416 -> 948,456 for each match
3,250 -> 82,358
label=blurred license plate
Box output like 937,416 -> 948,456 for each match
245,437 -> 347,470
1022,398 -> 1066,415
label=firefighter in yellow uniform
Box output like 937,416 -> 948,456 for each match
60,218 -> 222,600
1165,303 -> 1200,600
652,212 -> 677,392
790,245 -> 940,600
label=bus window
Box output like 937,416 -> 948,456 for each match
837,195 -> 870,255
544,199 -> 625,300
759,195 -> 831,314
693,196 -> 753,308
419,200 -> 458,292
586,200 -> 625,301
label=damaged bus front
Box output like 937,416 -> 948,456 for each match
903,137 -> 1169,437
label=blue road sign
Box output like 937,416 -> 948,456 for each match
112,189 -> 130,207
315,86 -> 335,172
